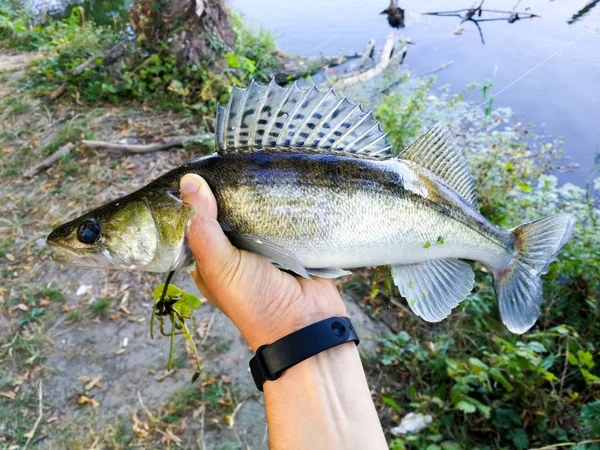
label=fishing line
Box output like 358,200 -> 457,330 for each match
453,25 -> 598,125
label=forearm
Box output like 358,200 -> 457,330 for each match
263,342 -> 387,450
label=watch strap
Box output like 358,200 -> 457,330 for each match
249,316 -> 359,391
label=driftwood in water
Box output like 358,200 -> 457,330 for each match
272,54 -> 354,84
81,134 -> 212,154
332,33 -> 396,89
24,142 -> 74,177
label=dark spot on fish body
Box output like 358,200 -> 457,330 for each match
258,119 -> 268,125
313,113 -> 323,120
294,113 -> 305,120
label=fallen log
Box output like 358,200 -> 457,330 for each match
72,42 -> 129,76
81,134 -> 212,154
332,33 -> 396,89
24,142 -> 74,178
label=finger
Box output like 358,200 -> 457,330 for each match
180,174 -> 240,284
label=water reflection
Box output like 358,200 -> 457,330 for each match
423,0 -> 540,44
381,0 -> 405,29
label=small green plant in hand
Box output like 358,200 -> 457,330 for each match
151,279 -> 203,382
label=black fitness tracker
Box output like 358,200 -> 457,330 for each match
249,316 -> 360,391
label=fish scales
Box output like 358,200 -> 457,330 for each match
47,80 -> 576,333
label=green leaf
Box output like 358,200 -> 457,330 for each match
580,368 -> 600,383
527,341 -> 547,353
456,401 -> 476,413
469,357 -> 489,371
390,439 -> 406,450
516,181 -> 532,192
153,283 -> 202,318
577,350 -> 595,369
567,351 -> 579,366
490,368 -> 514,392
381,395 -> 402,410
441,442 -> 462,450
509,428 -> 529,449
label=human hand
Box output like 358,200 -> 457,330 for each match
180,174 -> 348,351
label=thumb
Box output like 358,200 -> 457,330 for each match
180,174 -> 240,283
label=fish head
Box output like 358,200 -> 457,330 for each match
47,197 -> 160,270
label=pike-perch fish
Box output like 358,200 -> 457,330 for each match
47,81 -> 576,333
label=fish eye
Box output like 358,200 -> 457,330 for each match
77,218 -> 101,244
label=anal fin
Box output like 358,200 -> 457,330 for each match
391,259 -> 474,322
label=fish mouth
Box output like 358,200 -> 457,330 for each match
47,242 -> 109,269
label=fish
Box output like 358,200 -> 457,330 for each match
47,80 -> 577,334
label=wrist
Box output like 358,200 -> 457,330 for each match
234,291 -> 348,352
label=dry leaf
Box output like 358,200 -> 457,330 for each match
76,395 -> 99,408
0,391 -> 17,399
160,432 -> 182,444
85,376 -> 102,391
5,253 -> 15,262
39,299 -> 51,306
115,349 -> 126,355
9,303 -> 29,312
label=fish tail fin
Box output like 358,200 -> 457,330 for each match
493,214 -> 577,334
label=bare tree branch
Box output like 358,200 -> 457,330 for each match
81,134 -> 212,154
24,142 -> 74,178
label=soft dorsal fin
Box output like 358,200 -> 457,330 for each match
215,80 -> 393,158
399,123 -> 478,208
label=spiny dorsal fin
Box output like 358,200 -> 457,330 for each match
215,80 -> 393,158
399,123 -> 478,208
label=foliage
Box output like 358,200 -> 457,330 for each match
370,74 -> 600,449
2,3 -> 282,116
226,10 -> 280,84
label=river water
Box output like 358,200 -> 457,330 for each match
229,0 -> 599,186
36,0 -> 600,185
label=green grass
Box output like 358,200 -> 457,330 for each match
89,297 -> 111,316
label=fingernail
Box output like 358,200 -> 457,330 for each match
180,174 -> 202,195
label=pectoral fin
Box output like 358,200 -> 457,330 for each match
224,232 -> 311,279
391,259 -> 474,322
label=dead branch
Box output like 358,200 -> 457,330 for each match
72,42 -> 128,76
333,33 -> 396,89
359,39 -> 375,68
24,142 -> 74,178
81,134 -> 212,154
48,84 -> 66,101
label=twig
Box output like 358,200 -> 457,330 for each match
24,380 -> 43,449
199,405 -> 206,450
137,390 -> 156,421
529,439 -> 600,450
82,134 -> 212,154
228,401 -> 245,428
333,33 -> 396,89
200,312 -> 217,347
24,142 -> 74,178
559,347 -> 569,397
